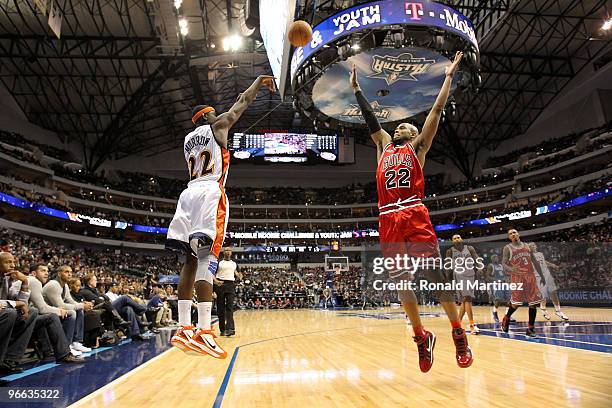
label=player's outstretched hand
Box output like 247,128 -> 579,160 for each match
349,64 -> 360,92
259,75 -> 277,93
445,51 -> 463,77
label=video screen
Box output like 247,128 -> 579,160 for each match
265,133 -> 306,155
231,132 -> 338,163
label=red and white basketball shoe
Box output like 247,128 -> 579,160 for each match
452,328 -> 473,368
413,330 -> 436,373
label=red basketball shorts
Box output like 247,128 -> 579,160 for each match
379,205 -> 439,277
510,273 -> 543,306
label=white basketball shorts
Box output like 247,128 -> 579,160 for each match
165,181 -> 228,258
454,271 -> 476,299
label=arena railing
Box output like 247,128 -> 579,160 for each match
465,213 -> 609,243
0,169 -> 607,226
52,175 -> 177,204
0,217 -> 164,250
515,145 -> 611,181
1,137 -> 608,211
45,143 -> 612,208
1,212 -> 607,252
0,151 -> 54,176
481,128 -> 610,171
1,185 -> 609,240
512,167 -> 611,199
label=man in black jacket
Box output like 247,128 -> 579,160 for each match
79,274 -> 129,331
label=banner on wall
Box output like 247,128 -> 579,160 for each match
290,0 -> 478,79
48,0 -> 62,39
0,187 -> 608,236
312,47 -> 455,123
556,287 -> 612,305
35,0 -> 48,15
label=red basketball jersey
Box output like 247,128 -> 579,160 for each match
507,243 -> 535,276
376,142 -> 425,209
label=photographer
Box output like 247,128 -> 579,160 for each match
143,272 -> 159,299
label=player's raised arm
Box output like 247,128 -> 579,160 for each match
213,75 -> 276,146
349,64 -> 392,161
412,51 -> 463,160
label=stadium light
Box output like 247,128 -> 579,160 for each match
179,18 -> 188,36
223,34 -> 243,51
174,0 -> 182,9
603,18 -> 612,30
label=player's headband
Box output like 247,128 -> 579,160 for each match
191,106 -> 215,124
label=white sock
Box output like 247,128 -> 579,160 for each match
197,301 -> 213,329
555,305 -> 561,312
178,300 -> 192,327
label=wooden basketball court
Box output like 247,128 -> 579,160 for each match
70,306 -> 612,408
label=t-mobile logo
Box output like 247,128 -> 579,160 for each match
405,2 -> 424,20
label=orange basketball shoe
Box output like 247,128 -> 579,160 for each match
171,326 -> 201,354
189,328 -> 228,359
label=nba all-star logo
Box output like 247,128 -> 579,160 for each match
341,100 -> 391,120
368,53 -> 436,85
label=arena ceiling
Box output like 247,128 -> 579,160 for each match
0,0 -> 610,176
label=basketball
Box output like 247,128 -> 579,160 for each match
288,20 -> 312,47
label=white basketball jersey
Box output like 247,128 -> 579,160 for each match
533,252 -> 550,276
183,125 -> 229,184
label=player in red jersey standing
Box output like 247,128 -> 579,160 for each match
501,229 -> 545,337
350,51 -> 472,373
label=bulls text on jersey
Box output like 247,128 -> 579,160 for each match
381,151 -> 414,172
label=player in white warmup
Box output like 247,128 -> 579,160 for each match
446,234 -> 482,335
529,242 -> 569,321
167,75 -> 276,358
